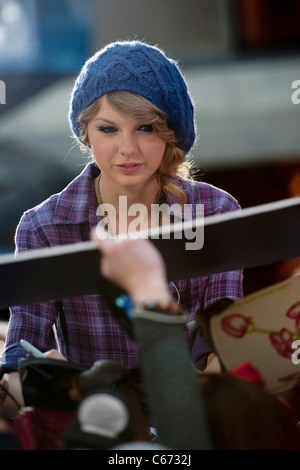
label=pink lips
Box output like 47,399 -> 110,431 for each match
117,163 -> 143,174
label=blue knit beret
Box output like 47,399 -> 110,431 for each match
69,40 -> 195,154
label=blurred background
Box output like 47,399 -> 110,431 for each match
0,0 -> 300,321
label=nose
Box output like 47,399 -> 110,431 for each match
119,131 -> 138,157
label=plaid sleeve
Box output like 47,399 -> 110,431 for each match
0,212 -> 58,377
203,269 -> 244,308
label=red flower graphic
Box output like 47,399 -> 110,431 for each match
286,301 -> 300,319
268,328 -> 295,359
220,300 -> 300,365
287,301 -> 300,333
221,313 -> 251,338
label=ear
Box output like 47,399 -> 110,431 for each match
84,132 -> 91,147
83,135 -> 91,148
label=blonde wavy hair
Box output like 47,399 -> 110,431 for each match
77,91 -> 195,204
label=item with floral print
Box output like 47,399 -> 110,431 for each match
221,300 -> 300,359
209,275 -> 300,393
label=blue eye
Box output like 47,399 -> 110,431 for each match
139,124 -> 153,132
97,126 -> 117,133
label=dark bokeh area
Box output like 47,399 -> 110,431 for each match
196,160 -> 300,295
0,0 -> 300,321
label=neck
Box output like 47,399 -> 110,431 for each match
99,174 -> 160,212
96,173 -> 162,235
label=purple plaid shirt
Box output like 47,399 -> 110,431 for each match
0,163 -> 243,375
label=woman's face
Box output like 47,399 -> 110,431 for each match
86,96 -> 166,190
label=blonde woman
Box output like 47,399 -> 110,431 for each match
0,41 -> 243,417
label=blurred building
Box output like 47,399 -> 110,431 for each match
0,0 -> 300,301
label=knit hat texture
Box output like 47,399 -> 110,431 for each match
69,40 -> 195,153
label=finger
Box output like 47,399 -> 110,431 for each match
44,349 -> 67,361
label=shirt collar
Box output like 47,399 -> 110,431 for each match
53,162 -> 100,225
52,165 -> 193,226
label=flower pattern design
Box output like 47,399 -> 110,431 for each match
221,301 -> 300,360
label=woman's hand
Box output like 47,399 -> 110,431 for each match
44,349 -> 67,361
0,372 -> 24,419
0,349 -> 67,419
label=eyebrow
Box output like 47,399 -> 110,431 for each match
92,117 -> 116,124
